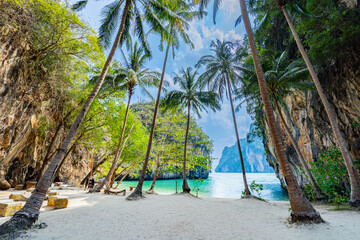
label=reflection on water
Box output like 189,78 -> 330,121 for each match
116,172 -> 289,201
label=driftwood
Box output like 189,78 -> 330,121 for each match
104,188 -> 126,196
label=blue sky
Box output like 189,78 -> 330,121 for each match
71,0 -> 253,160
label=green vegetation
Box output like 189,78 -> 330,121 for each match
1,0 -> 360,234
309,147 -> 350,205
249,181 -> 264,198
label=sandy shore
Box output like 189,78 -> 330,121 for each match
0,189 -> 359,240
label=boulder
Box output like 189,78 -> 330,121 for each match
9,193 -> 30,201
48,190 -> 58,196
47,196 -> 58,206
25,181 -> 37,189
0,179 -> 11,190
14,184 -> 24,190
0,201 -> 23,217
54,196 -> 68,209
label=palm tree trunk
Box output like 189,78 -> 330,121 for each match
225,73 -> 251,195
109,167 -> 128,187
106,120 -> 135,189
36,110 -> 72,181
114,159 -> 139,189
126,41 -> 171,200
175,167 -> 178,193
273,95 -> 323,198
0,1 -> 132,233
239,0 -> 322,222
91,92 -> 133,192
147,163 -> 161,193
182,101 -> 191,193
282,7 -> 360,206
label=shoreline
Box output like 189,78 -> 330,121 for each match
1,188 -> 359,240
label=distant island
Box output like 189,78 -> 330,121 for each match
215,133 -> 273,173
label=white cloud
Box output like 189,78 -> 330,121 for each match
187,20 -> 205,50
201,26 -> 242,43
219,0 -> 239,15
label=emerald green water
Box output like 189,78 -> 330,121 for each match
115,173 -> 289,201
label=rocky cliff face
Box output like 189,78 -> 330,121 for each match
0,3 -> 89,189
215,133 -> 273,173
263,56 -> 360,188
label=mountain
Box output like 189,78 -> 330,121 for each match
215,131 -> 273,173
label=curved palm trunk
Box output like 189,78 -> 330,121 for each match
107,120 -> 135,189
36,112 -> 69,181
226,73 -> 251,195
273,96 -> 323,198
182,101 -> 191,193
126,42 -> 171,200
109,167 -> 127,187
147,163 -> 162,194
239,0 -> 322,222
0,1 -> 132,234
282,7 -> 360,206
114,159 -> 140,189
91,92 -> 133,192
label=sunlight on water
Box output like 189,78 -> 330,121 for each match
116,172 -> 289,201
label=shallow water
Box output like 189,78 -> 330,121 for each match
116,172 -> 289,201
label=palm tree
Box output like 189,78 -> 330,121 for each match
91,42 -> 160,192
237,0 -> 322,222
194,0 -> 322,222
0,0 -> 176,233
196,40 -> 252,196
127,0 -> 205,200
162,67 -> 220,193
237,51 -> 323,198
276,0 -> 360,206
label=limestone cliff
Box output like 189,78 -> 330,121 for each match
0,2 -> 92,189
262,56 -> 360,188
215,132 -> 273,173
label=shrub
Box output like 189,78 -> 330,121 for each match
310,147 -> 350,205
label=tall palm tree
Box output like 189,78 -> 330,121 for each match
162,67 -> 220,193
237,0 -> 322,222
91,42 -> 160,192
196,40 -> 252,196
127,0 -> 205,200
276,0 -> 360,206
197,0 -> 322,221
0,0 -> 176,233
237,51 -> 323,198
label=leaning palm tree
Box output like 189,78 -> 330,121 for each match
196,40 -> 252,196
0,0 -> 176,234
127,0 -> 205,200
196,0 -> 322,221
91,42 -> 160,192
237,0 -> 322,222
161,67 -> 220,193
276,0 -> 360,206
237,51 -> 323,198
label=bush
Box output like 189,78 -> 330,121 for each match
310,147 -> 350,205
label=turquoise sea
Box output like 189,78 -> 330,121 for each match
116,172 -> 289,201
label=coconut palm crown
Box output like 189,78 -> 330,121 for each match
162,67 -> 220,117
196,40 -> 244,99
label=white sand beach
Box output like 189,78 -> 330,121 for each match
1,189 -> 359,240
